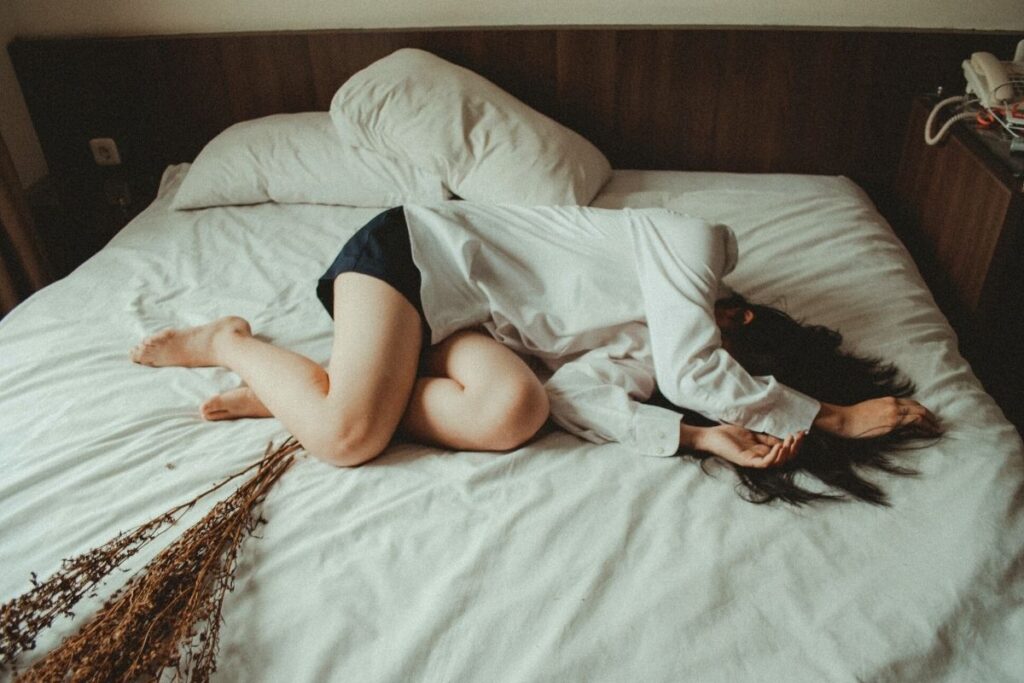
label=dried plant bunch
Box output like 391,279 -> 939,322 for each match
0,438 -> 302,683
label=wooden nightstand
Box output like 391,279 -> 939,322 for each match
28,169 -> 154,279
894,97 -> 1024,430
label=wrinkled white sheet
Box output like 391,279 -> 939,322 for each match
1,166 -> 1021,682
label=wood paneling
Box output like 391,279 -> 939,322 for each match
894,98 -> 1024,429
10,29 -> 1020,191
6,28 -> 1021,272
895,99 -> 1023,324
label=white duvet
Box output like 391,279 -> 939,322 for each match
1,166 -> 1021,682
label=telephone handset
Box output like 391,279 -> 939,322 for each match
925,39 -> 1024,146
963,51 -> 1024,108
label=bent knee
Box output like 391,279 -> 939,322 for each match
313,419 -> 391,467
475,376 -> 549,451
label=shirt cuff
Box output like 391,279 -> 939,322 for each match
733,386 -> 821,438
632,404 -> 684,457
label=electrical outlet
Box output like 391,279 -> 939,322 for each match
89,138 -> 121,166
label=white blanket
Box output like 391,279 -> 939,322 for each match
1,166 -> 1021,682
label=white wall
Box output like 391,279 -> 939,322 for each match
8,0 -> 1024,35
2,0 -> 1022,187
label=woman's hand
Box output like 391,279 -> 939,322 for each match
681,423 -> 804,469
814,398 -> 940,439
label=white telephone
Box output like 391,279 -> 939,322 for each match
925,39 -> 1024,146
963,49 -> 1024,108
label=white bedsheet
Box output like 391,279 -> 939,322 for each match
1,166 -> 1021,682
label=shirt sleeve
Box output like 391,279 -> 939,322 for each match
629,210 -> 821,438
544,339 -> 683,458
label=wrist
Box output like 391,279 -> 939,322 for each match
679,422 -> 708,451
813,402 -> 845,435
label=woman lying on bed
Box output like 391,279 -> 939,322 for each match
130,205 -> 939,505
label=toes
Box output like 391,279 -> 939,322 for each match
140,330 -> 173,348
199,396 -> 223,418
129,345 -> 150,365
130,331 -> 170,364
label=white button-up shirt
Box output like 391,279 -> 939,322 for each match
403,204 -> 821,457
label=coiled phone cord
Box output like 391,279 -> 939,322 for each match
924,95 -> 976,146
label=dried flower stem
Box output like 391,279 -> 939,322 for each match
1,438 -> 301,682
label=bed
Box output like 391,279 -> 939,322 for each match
2,49 -> 1023,683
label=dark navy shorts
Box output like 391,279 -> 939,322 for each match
316,207 -> 430,344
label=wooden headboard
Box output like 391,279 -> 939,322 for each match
8,27 -> 1020,244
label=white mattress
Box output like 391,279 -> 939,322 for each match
1,167 -> 1021,682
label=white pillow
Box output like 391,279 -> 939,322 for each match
172,112 -> 449,209
330,48 -> 612,206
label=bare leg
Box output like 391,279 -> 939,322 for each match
195,330 -> 550,451
131,273 -> 422,466
399,330 -> 549,450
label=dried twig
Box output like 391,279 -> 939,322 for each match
1,438 -> 302,682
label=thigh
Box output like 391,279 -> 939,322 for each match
326,272 -> 424,438
421,329 -> 544,400
404,330 -> 549,450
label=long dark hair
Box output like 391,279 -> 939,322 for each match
667,294 -> 930,506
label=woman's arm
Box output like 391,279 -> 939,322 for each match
545,345 -> 808,465
673,397 -> 938,469
545,343 -> 686,457
679,422 -> 804,468
813,398 -> 940,439
630,215 -> 821,440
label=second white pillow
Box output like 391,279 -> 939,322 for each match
172,112 -> 450,210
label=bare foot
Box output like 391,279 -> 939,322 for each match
201,387 -> 272,421
130,316 -> 251,368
